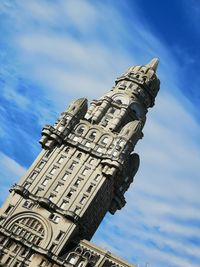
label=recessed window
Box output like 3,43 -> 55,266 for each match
50,167 -> 57,175
55,231 -> 64,241
60,201 -> 67,209
97,147 -> 102,153
23,201 -> 33,209
86,185 -> 93,193
82,168 -> 89,176
113,151 -> 118,157
58,156 -> 65,164
21,248 -> 28,257
39,259 -> 47,267
54,184 -> 61,192
85,141 -> 91,148
29,172 -> 37,180
49,195 -> 55,201
5,205 -> 13,214
49,244 -> 56,252
73,136 -> 79,142
62,172 -> 69,181
77,126 -> 85,134
45,150 -> 52,158
42,178 -> 49,186
69,255 -> 77,265
14,261 -> 21,267
94,174 -> 100,182
5,257 -> 12,265
49,214 -> 60,223
69,162 -> 76,170
38,161 -> 45,169
0,236 -> 6,245
110,107 -> 116,114
24,182 -> 30,189
102,137 -> 109,145
89,158 -> 95,164
65,147 -> 69,152
5,239 -> 13,249
77,153 -> 82,159
35,188 -> 42,195
74,206 -> 81,214
58,124 -> 65,131
89,131 -> 96,140
66,190 -> 74,199
74,179 -> 81,187
101,118 -> 109,127
80,196 -> 86,204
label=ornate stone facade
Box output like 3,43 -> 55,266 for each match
0,59 -> 160,267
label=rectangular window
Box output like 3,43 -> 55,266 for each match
5,257 -> 12,265
86,185 -> 93,193
21,248 -> 28,257
80,196 -> 86,205
69,256 -> 77,265
29,172 -> 37,180
97,147 -> 103,153
66,190 -> 74,199
55,231 -> 64,241
49,243 -> 56,251
85,141 -> 91,147
74,206 -> 81,214
38,161 -> 45,169
60,201 -> 67,209
54,184 -> 61,192
14,261 -> 20,267
49,214 -> 60,223
0,236 -> 6,245
45,150 -> 52,158
69,162 -> 76,170
39,259 -> 47,267
74,179 -> 81,187
23,201 -> 33,209
82,168 -> 89,176
5,239 -> 12,249
42,178 -> 49,186
5,205 -> 13,214
24,182 -> 30,189
73,136 -> 79,142
94,174 -> 100,182
35,188 -> 42,195
57,156 -> 65,164
62,172 -> 69,181
49,195 -> 55,201
50,167 -> 57,175
13,244 -> 20,253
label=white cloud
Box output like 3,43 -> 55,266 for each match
0,152 -> 26,203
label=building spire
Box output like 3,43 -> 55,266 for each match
146,58 -> 159,72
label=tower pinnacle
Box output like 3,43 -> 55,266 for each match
146,57 -> 159,72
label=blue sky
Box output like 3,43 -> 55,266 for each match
0,1 -> 200,267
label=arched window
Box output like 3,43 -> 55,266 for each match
77,125 -> 85,135
9,217 -> 45,246
89,131 -> 97,140
101,137 -> 109,145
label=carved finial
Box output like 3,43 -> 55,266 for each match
146,58 -> 159,72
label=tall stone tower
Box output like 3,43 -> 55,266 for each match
0,59 -> 160,267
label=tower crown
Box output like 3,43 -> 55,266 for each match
116,58 -> 160,107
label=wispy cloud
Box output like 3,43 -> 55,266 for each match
0,152 -> 26,205
0,1 -> 199,267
